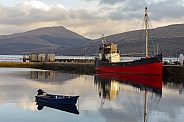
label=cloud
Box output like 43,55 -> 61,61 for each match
0,1 -> 67,25
0,0 -> 183,39
0,0 -> 102,38
149,1 -> 184,20
85,0 -> 127,5
87,0 -> 184,21
82,0 -> 184,37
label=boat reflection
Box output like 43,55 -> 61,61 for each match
36,101 -> 79,115
95,73 -> 162,100
95,73 -> 162,122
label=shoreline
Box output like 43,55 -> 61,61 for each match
1,62 -> 184,76
0,62 -> 96,75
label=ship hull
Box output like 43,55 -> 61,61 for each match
95,54 -> 162,75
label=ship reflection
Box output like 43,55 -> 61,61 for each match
36,101 -> 79,115
95,73 -> 163,122
95,75 -> 120,100
95,73 -> 162,100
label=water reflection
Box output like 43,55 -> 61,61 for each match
31,71 -> 55,79
95,73 -> 162,99
36,101 -> 79,115
95,75 -> 120,100
30,70 -> 79,84
0,68 -> 184,122
95,73 -> 162,122
163,76 -> 184,95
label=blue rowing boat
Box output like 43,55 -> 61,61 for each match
36,101 -> 79,114
35,89 -> 79,104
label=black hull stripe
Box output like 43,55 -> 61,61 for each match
95,54 -> 162,67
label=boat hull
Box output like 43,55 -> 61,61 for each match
95,54 -> 162,75
35,94 -> 79,104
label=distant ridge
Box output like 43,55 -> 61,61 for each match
68,23 -> 184,57
0,24 -> 184,57
0,26 -> 92,55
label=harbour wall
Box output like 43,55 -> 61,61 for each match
163,65 -> 184,75
0,62 -> 184,76
0,62 -> 96,75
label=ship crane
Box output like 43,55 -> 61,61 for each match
101,34 -> 107,45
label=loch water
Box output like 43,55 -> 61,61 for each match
0,68 -> 184,122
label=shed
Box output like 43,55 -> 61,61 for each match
47,54 -> 55,62
38,54 -> 46,62
31,53 -> 38,62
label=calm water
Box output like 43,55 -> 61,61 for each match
0,68 -> 184,122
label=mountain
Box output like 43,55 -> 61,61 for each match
70,24 -> 184,57
0,26 -> 92,55
0,24 -> 184,57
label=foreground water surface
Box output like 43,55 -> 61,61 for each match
0,68 -> 184,122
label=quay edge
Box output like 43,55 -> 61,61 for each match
163,65 -> 184,75
0,62 -> 96,75
1,62 -> 184,76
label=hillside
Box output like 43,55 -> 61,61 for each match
0,24 -> 184,57
0,26 -> 92,55
66,24 -> 184,57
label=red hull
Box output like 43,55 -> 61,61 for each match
95,39 -> 162,75
98,73 -> 162,89
96,61 -> 162,75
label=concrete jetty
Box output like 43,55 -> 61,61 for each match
1,62 -> 184,75
0,62 -> 96,75
163,65 -> 184,75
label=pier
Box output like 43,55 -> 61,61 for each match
0,62 -> 96,75
163,65 -> 184,75
1,61 -> 184,76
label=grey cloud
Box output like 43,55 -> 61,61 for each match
85,0 -> 127,5
1,0 -> 183,25
149,1 -> 184,21
97,0 -> 146,21
0,5 -> 68,25
0,2 -> 99,26
99,0 -> 126,5
0,0 -> 183,38
106,7 -> 142,20
68,9 -> 98,20
85,0 -> 184,21
85,0 -> 143,5
28,7 -> 68,22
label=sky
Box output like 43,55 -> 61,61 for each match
0,0 -> 184,39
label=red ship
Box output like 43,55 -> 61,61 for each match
95,7 -> 162,75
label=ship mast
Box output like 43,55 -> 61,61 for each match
145,7 -> 149,58
144,90 -> 148,122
